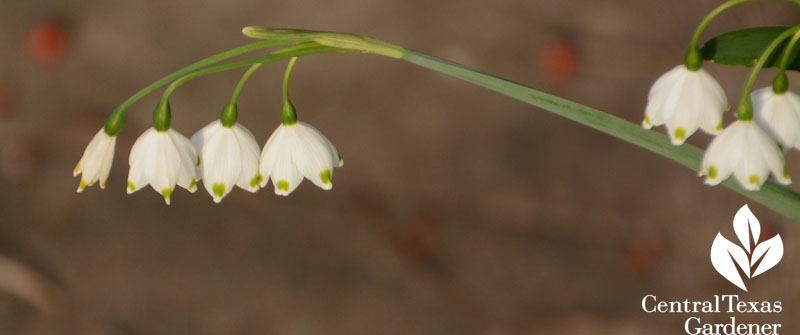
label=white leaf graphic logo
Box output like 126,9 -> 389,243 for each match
710,234 -> 750,291
710,204 -> 783,291
751,235 -> 783,278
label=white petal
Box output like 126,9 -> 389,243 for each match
126,159 -> 148,194
202,128 -> 241,202
664,72 -> 706,144
291,123 -> 336,190
731,122 -> 776,190
754,87 -> 800,151
696,68 -> 728,134
191,121 -> 223,177
129,128 -> 156,165
97,135 -> 117,189
646,66 -> 689,128
269,141 -> 303,196
145,132 -> 180,202
168,129 -> 199,193
259,125 -> 287,187
750,123 -> 790,185
232,124 -> 262,193
702,122 -> 745,186
75,128 -> 117,191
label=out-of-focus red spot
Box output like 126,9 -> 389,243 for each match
538,38 -> 578,84
0,83 -> 14,118
388,208 -> 442,266
620,234 -> 668,278
27,19 -> 68,67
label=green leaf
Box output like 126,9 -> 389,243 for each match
701,26 -> 800,71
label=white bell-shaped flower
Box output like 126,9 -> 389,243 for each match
701,120 -> 790,191
259,122 -> 343,196
643,65 -> 728,145
127,128 -> 199,204
752,86 -> 800,151
191,120 -> 261,203
74,128 -> 117,192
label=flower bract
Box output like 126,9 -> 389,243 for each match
701,120 -> 790,191
127,128 -> 198,204
642,65 -> 728,145
191,120 -> 261,203
259,122 -> 343,196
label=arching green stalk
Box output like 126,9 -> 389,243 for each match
158,44 -> 342,102
151,43 -> 344,130
103,40 -> 287,135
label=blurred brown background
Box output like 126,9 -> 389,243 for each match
0,0 -> 799,334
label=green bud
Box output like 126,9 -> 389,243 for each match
220,102 -> 238,127
773,72 -> 788,95
281,99 -> 297,125
736,96 -> 753,121
153,100 -> 171,132
683,46 -> 703,72
104,107 -> 126,136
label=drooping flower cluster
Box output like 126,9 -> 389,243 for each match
644,66 -> 799,191
75,117 -> 342,204
74,57 -> 343,204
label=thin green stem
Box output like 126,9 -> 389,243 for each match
779,29 -> 800,71
103,40 -> 287,135
283,57 -> 298,103
737,25 -> 800,120
120,40 -> 281,112
231,63 -> 264,104
159,45 -> 341,102
280,57 -> 299,125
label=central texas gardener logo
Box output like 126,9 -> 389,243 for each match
710,205 -> 783,292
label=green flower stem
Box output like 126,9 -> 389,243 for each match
779,29 -> 800,71
103,40 -> 288,135
231,63 -> 264,104
154,44 -> 345,129
685,0 -> 800,70
220,63 -> 265,127
736,25 -> 800,120
281,57 -> 299,125
159,43 -> 335,101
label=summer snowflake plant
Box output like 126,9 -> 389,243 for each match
73,0 -> 800,222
